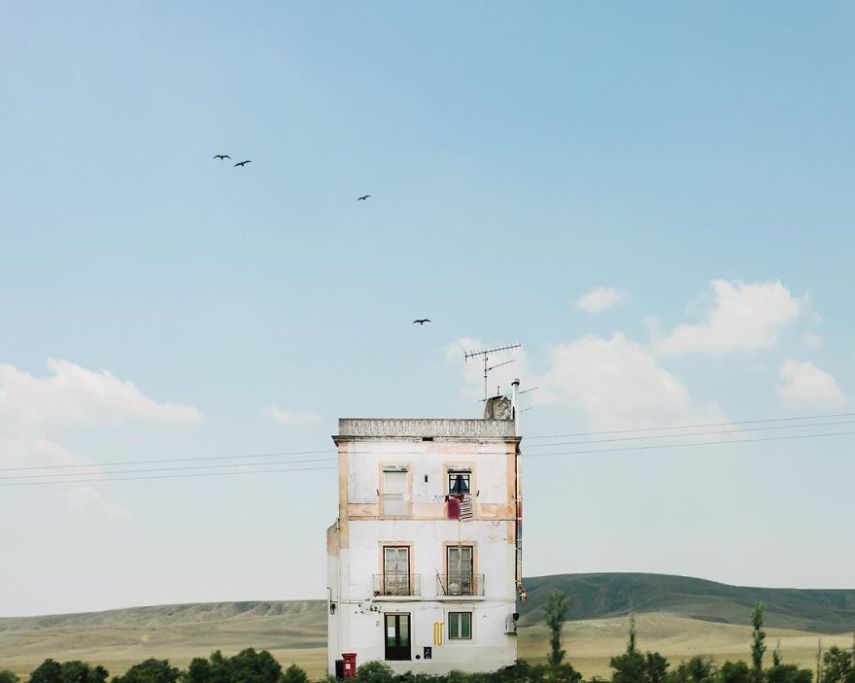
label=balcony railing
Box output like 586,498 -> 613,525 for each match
372,573 -> 420,597
436,573 -> 485,597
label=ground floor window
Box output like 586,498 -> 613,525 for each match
448,611 -> 472,640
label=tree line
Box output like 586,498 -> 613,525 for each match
1,595 -> 853,683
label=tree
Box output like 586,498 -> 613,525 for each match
665,656 -> 715,683
719,661 -> 752,683
30,660 -> 63,683
544,590 -> 568,666
610,623 -> 669,683
111,659 -> 179,683
751,602 -> 767,682
0,671 -> 18,683
820,647 -> 855,683
765,664 -> 812,683
225,649 -> 281,683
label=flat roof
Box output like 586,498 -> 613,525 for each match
335,417 -> 517,440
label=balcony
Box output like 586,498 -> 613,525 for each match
436,573 -> 485,598
372,574 -> 420,598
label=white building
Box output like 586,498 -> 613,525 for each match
326,393 -> 523,675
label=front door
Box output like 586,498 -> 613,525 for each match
384,613 -> 411,661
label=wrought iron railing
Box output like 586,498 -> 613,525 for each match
372,573 -> 420,597
436,573 -> 485,597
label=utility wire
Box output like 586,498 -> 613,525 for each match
523,430 -> 855,460
0,448 -> 334,473
524,410 -> 855,440
2,430 -> 853,488
0,456 -> 339,482
524,419 -> 855,449
5,419 -> 851,480
0,413 -> 855,479
1,411 -> 853,477
0,462 -> 339,487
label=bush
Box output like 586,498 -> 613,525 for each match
281,665 -> 309,683
353,662 -> 394,683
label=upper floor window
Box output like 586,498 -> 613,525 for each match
448,469 -> 471,496
382,467 -> 408,516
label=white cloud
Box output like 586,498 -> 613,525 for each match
575,286 -> 628,313
539,333 -> 727,430
266,406 -> 322,426
446,337 -> 528,400
657,280 -> 807,355
0,357 -> 201,435
0,358 -> 201,517
778,360 -> 846,412
802,333 -> 824,350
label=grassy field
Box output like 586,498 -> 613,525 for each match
2,607 -> 852,680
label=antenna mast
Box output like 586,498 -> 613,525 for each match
464,343 -> 522,400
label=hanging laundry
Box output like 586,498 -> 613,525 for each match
446,495 -> 460,520
459,494 -> 473,520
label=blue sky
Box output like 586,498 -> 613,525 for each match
1,1 -> 854,616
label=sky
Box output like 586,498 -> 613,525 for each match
1,1 -> 854,617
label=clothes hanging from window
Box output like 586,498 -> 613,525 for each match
459,494 -> 473,520
446,495 -> 460,520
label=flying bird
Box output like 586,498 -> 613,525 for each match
212,154 -> 231,160
412,319 -> 431,325
234,160 -> 252,168
357,194 -> 371,201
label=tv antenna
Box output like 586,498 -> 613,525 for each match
464,343 -> 522,400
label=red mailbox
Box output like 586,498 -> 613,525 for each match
342,653 -> 357,679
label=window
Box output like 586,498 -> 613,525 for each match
383,546 -> 410,596
448,612 -> 472,640
448,469 -> 471,496
446,545 -> 474,595
383,467 -> 407,515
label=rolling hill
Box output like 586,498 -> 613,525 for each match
520,573 -> 855,633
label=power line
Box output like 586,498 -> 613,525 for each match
523,430 -> 855,460
524,411 -> 855,440
524,419 -> 855,449
1,411 -> 853,477
2,430 -> 853,488
0,448 -> 336,473
0,462 -> 338,487
0,456 -> 339,482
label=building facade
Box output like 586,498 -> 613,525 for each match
326,395 -> 523,675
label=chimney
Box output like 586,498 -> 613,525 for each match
511,378 -> 520,434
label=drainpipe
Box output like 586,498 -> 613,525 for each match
510,379 -> 525,602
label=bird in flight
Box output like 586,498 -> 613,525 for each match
412,319 -> 431,325
357,194 -> 371,201
234,160 -> 252,168
213,154 -> 231,160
